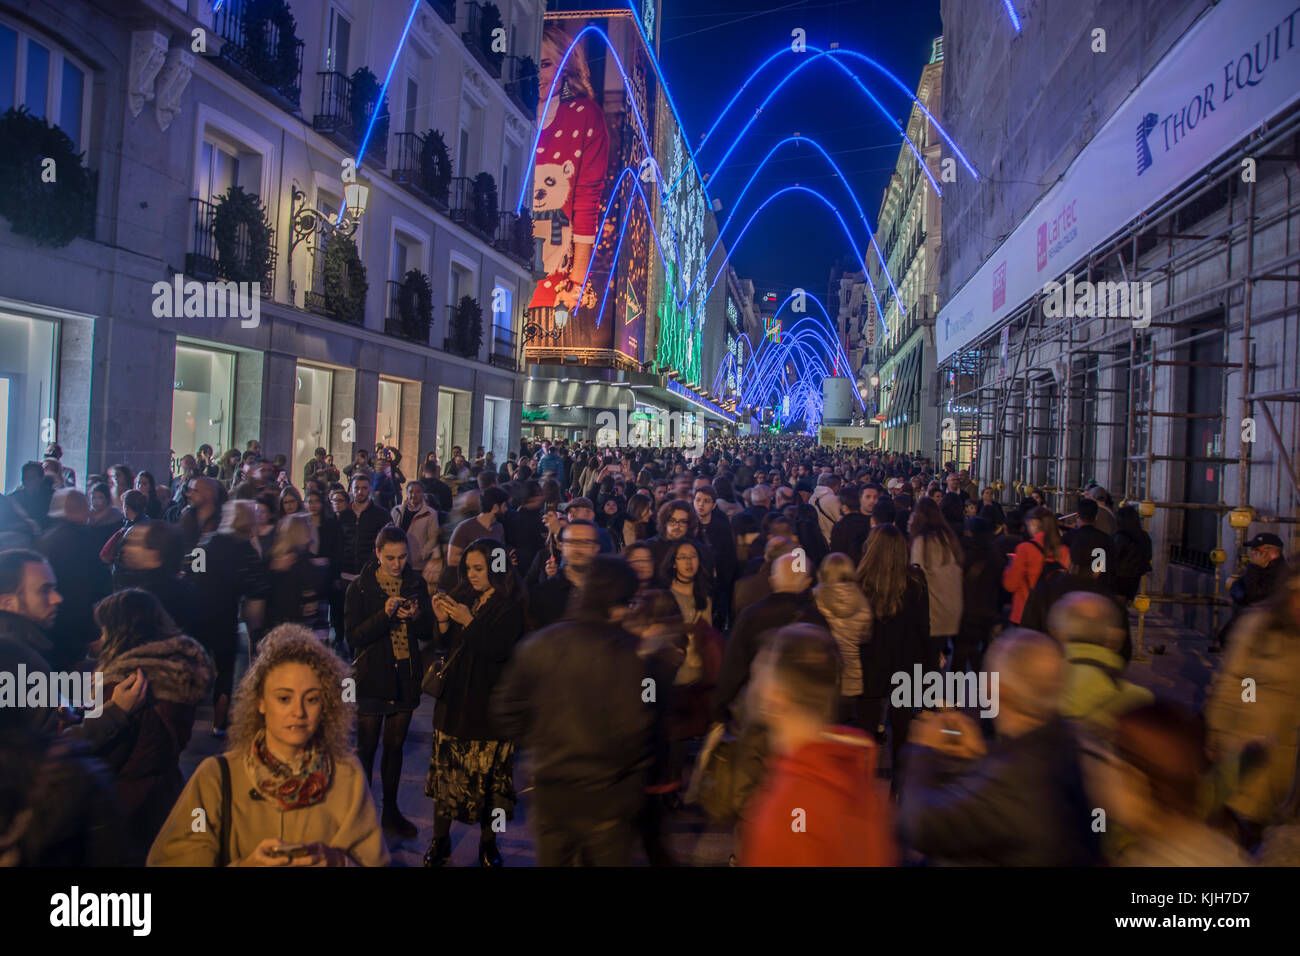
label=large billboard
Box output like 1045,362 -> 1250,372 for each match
525,14 -> 655,368
937,0 -> 1300,361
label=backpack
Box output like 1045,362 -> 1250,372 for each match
1029,539 -> 1066,575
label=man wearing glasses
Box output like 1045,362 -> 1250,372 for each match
527,518 -> 601,631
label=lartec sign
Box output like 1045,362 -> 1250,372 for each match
937,0 -> 1300,362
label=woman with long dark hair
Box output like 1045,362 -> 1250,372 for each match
1003,505 -> 1070,624
424,538 -> 526,867
857,524 -> 930,784
625,492 -> 655,543
345,525 -> 433,841
658,538 -> 722,792
134,471 -> 165,520
1112,504 -> 1153,603
909,496 -> 964,670
93,588 -> 213,864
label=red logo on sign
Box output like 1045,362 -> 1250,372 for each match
1036,223 -> 1048,271
992,262 -> 1007,311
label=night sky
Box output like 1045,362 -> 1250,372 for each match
656,0 -> 942,304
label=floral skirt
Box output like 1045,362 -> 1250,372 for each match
425,729 -> 517,825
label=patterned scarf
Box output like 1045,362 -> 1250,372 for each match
245,731 -> 333,812
533,207 -> 570,245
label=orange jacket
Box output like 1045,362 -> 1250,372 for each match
740,728 -> 897,867
1002,532 -> 1070,624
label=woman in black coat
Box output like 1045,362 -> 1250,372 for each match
1111,504 -> 1153,603
857,524 -> 930,788
345,525 -> 433,840
423,537 -> 526,868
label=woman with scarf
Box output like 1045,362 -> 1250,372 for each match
345,525 -> 433,841
423,538 -> 526,868
148,624 -> 389,866
91,589 -> 213,864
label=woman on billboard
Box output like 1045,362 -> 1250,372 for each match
529,24 -> 611,322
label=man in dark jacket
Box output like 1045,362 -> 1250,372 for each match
829,486 -> 871,566
1230,532 -> 1289,611
526,518 -> 599,631
899,629 -> 1100,866
8,461 -> 53,532
492,554 -> 666,866
1062,498 -> 1113,587
419,461 -> 454,514
711,553 -> 828,726
693,485 -> 735,629
953,516 -> 1002,673
34,490 -> 112,670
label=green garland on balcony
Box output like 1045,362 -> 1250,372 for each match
397,269 -> 433,340
471,172 -> 498,237
419,130 -> 452,203
245,0 -> 300,94
0,106 -> 96,248
450,294 -> 483,357
323,232 -> 368,323
211,185 -> 272,284
350,67 -> 389,147
480,3 -> 505,70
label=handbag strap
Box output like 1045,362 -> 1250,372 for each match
215,754 -> 232,867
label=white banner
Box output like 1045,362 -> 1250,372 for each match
937,0 -> 1300,362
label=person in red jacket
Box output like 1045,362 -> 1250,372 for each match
739,623 -> 897,867
1002,506 -> 1070,624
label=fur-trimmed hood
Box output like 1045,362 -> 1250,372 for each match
100,636 -> 214,706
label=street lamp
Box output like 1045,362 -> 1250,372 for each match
522,305 -> 569,345
869,374 -> 880,387
287,183 -> 367,301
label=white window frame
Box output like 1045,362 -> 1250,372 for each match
0,16 -> 92,150
448,250 -> 478,307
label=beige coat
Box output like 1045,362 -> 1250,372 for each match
1205,608 -> 1300,824
147,752 -> 390,866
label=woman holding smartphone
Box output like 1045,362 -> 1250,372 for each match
345,525 -> 433,840
424,538 -> 526,867
148,624 -> 389,866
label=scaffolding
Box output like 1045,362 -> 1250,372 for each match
937,103 -> 1300,649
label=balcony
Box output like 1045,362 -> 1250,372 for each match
385,279 -> 433,344
212,0 -> 305,111
489,326 -> 518,371
449,176 -> 497,242
444,303 -> 483,359
504,55 -> 539,117
305,245 -> 363,326
185,197 -> 276,298
425,0 -> 456,24
390,131 -> 450,210
314,71 -> 389,167
493,211 -> 536,268
462,2 -> 504,79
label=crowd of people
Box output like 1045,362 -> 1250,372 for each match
1,434 -> 1297,867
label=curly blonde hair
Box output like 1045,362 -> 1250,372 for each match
228,624 -> 355,761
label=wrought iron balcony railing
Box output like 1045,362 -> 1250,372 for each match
213,0 -> 305,109
314,71 -> 388,165
390,131 -> 450,209
462,3 -> 503,79
185,196 -> 276,298
425,0 -> 456,25
385,279 -> 433,344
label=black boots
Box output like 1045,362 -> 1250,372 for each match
422,834 -> 452,867
382,808 -> 418,840
478,837 -> 503,868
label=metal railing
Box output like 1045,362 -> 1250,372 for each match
314,71 -> 388,164
504,55 -> 538,116
305,244 -> 363,324
185,196 -> 276,298
213,0 -> 305,108
444,303 -> 482,359
462,2 -> 503,78
493,210 -> 535,267
390,131 -> 450,208
385,279 -> 433,344
489,326 -> 517,371
449,176 -> 497,239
